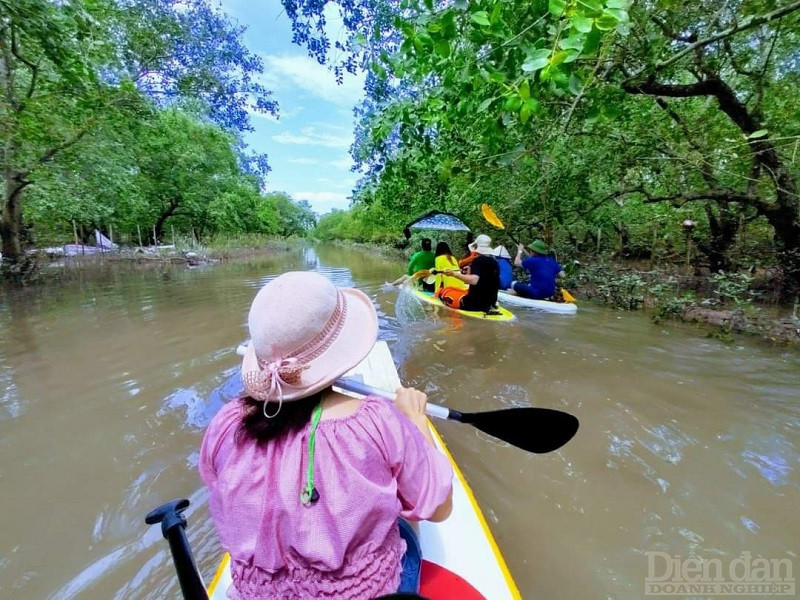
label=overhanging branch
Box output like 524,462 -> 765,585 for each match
632,0 -> 800,78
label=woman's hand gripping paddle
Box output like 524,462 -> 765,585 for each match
336,378 -> 579,454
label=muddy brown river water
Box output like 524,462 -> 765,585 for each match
0,245 -> 797,599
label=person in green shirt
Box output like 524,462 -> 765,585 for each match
407,238 -> 436,292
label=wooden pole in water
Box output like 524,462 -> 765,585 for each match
137,224 -> 143,248
73,220 -> 79,248
79,223 -> 85,255
171,224 -> 176,247
153,225 -> 158,248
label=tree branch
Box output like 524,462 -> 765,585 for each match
20,124 -> 95,179
632,0 -> 800,77
650,15 -> 697,43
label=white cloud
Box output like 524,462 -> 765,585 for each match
261,54 -> 365,107
272,126 -> 351,149
288,157 -> 320,165
292,191 -> 351,214
330,158 -> 353,170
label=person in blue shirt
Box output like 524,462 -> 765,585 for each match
493,245 -> 514,290
512,240 -> 565,300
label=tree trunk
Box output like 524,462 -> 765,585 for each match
696,203 -> 738,273
0,171 -> 34,282
154,201 -> 179,243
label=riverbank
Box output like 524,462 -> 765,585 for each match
2,235 -> 305,284
570,262 -> 800,346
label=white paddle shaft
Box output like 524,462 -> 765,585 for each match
335,377 -> 451,420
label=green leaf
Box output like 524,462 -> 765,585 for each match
605,0 -> 630,8
595,12 -> 618,30
519,79 -> 530,100
559,34 -> 585,51
504,95 -> 523,111
605,8 -> 627,21
551,50 -> 569,66
489,71 -> 506,83
572,15 -> 594,33
471,11 -> 490,26
583,26 -> 602,53
563,49 -> 581,62
441,11 -> 458,37
747,129 -> 769,139
520,103 -> 532,124
569,73 -> 583,95
549,0 -> 567,15
522,48 -> 551,72
579,0 -> 603,14
490,3 -> 503,24
435,40 -> 450,56
477,97 -> 494,112
526,97 -> 541,114
427,22 -> 441,33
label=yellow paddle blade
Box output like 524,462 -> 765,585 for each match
481,203 -> 505,230
411,269 -> 432,279
561,288 -> 576,303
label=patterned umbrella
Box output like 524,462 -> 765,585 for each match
403,211 -> 471,239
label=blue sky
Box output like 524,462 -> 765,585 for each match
219,0 -> 366,214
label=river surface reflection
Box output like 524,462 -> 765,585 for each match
0,245 -> 797,599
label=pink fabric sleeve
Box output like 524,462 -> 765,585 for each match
365,397 -> 454,521
198,400 -> 243,489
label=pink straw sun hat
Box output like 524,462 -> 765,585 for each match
241,271 -> 378,404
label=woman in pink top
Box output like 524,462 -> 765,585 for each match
199,271 -> 454,599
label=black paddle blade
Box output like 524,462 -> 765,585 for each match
458,407 -> 579,454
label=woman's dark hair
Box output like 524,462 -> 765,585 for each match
435,241 -> 454,261
421,238 -> 432,251
236,389 -> 327,446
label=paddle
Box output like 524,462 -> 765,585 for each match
145,499 -> 209,600
336,377 -> 579,454
481,203 -> 523,248
391,269 -> 437,287
481,203 -> 576,303
234,343 -> 579,454
145,499 -> 430,600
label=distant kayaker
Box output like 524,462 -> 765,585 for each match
512,240 -> 565,300
493,245 -> 514,290
433,241 -> 467,295
407,238 -> 435,292
437,235 -> 501,312
199,272 -> 453,598
458,233 -> 491,268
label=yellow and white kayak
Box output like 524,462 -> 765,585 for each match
498,290 -> 577,314
412,288 -> 516,322
208,341 -> 521,600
